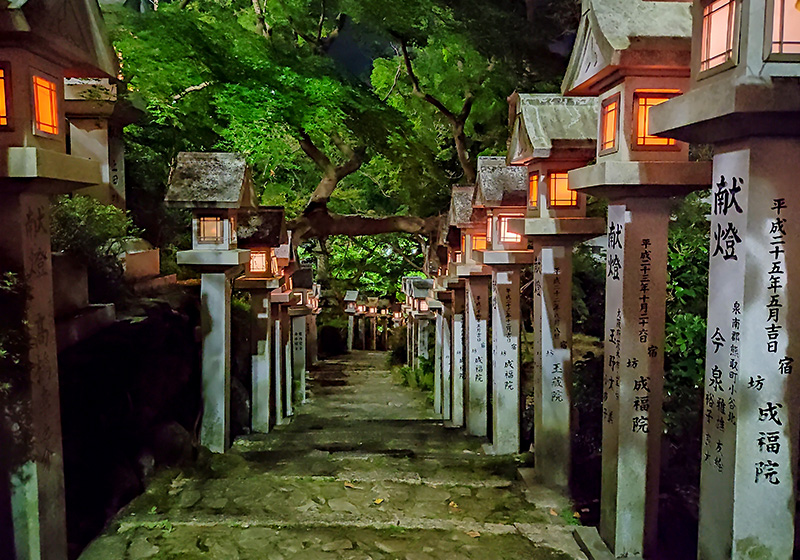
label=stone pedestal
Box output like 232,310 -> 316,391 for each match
466,277 -> 490,437
291,314 -> 308,405
0,193 -> 68,560
199,272 -> 233,453
450,289 -> 466,428
697,139 -> 800,560
251,294 -> 272,433
434,314 -> 443,416
533,245 -> 574,487
488,267 -> 521,455
347,315 -> 354,353
600,198 -> 669,557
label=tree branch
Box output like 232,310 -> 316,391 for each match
289,210 -> 438,242
299,131 -> 335,177
172,81 -> 211,102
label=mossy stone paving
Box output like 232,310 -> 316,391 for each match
79,351 -> 586,559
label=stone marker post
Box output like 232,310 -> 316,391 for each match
466,276 -> 490,437
434,312 -> 443,416
291,312 -> 308,404
251,295 -> 272,433
347,315 -> 354,353
450,286 -> 466,428
442,308 -> 453,423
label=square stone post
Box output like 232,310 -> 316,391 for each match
488,266 -> 522,455
434,313 -> 443,416
599,198 -> 670,556
450,288 -> 466,428
442,310 -> 453,423
273,309 -> 288,425
347,315 -> 354,352
359,316 -> 366,351
693,140 -> 800,559
370,316 -> 377,350
466,276 -> 490,437
533,244 -> 574,487
0,193 -> 68,560
418,318 -> 430,363
307,314 -> 318,367
291,313 -> 308,405
251,294 -> 272,433
199,272 -> 234,453
283,309 -> 293,418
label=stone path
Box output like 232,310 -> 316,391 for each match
79,351 -> 587,560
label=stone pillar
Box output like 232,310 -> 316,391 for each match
199,272 -> 232,453
697,140 -> 800,560
466,277 -> 490,437
418,318 -> 430,362
0,193 -> 68,560
273,313 -> 287,425
442,311 -> 453,423
533,245 -> 574,487
488,267 -> 521,455
347,315 -> 354,353
370,317 -> 377,350
307,314 -> 318,367
284,321 -> 293,417
359,316 -> 366,351
434,313 -> 443,416
600,199 -> 669,557
451,289 -> 466,428
251,294 -> 272,433
291,314 -> 307,405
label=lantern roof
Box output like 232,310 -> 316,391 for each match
410,278 -> 434,299
0,0 -> 118,78
165,152 -> 257,210
473,157 -> 528,208
344,290 -> 359,303
237,206 -> 287,248
507,94 -> 598,164
448,185 -> 479,227
561,0 -> 692,96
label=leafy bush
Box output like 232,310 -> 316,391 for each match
50,195 -> 140,303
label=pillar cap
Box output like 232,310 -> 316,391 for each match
569,160 -> 712,200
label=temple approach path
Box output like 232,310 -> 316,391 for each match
79,351 -> 587,560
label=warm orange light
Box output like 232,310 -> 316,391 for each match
633,90 -> 681,147
0,67 -> 8,127
600,96 -> 619,152
461,234 -> 466,251
270,255 -> 279,275
499,215 -> 522,243
33,75 -> 59,135
198,216 -> 224,244
772,0 -> 800,54
701,0 -> 736,71
250,250 -> 268,273
549,172 -> 577,207
419,300 -> 429,312
528,172 -> 539,207
486,219 -> 492,243
472,234 -> 487,251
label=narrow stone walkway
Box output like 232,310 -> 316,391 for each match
80,351 -> 586,560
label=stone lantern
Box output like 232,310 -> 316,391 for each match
344,290 -> 358,352
165,152 -> 254,453
507,93 -> 604,488
562,0 -> 712,556
234,206 -> 286,433
0,2 -> 116,557
447,185 -> 491,437
650,1 -> 800,557
407,278 -> 434,372
471,156 -> 532,455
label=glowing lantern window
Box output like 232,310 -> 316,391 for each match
0,66 -> 8,127
461,234 -> 466,251
486,219 -> 492,243
700,0 -> 737,72
499,215 -> 522,243
454,251 -> 463,263
33,75 -> 59,135
198,216 -> 224,244
472,234 -> 487,251
599,95 -> 619,153
419,300 -> 429,312
250,250 -> 268,273
270,255 -> 279,275
771,0 -> 800,54
548,172 -> 577,207
633,90 -> 681,148
528,173 -> 538,207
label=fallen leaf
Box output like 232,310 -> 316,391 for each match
573,511 -> 581,519
466,531 -> 481,538
373,498 -> 385,505
344,482 -> 356,489
549,508 -> 558,516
